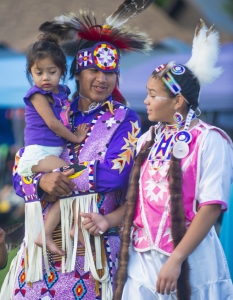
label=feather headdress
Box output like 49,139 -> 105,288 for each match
39,0 -> 153,57
185,19 -> 222,85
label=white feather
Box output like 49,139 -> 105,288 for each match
106,0 -> 154,28
185,20 -> 222,85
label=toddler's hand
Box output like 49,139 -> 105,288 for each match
80,212 -> 109,236
74,123 -> 89,143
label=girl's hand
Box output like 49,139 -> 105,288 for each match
80,212 -> 110,236
156,255 -> 182,295
0,228 -> 5,245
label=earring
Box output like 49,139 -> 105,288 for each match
173,112 -> 183,124
195,107 -> 201,117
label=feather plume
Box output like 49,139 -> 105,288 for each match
157,61 -> 175,77
185,19 -> 222,85
39,12 -> 92,43
39,11 -> 152,56
106,0 -> 154,28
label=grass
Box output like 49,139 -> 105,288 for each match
0,247 -> 18,289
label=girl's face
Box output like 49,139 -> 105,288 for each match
30,56 -> 61,93
144,76 -> 177,124
76,68 -> 117,103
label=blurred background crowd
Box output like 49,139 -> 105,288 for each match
0,0 -> 232,287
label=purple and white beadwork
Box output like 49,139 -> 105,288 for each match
173,112 -> 183,124
174,130 -> 192,144
171,64 -> 185,75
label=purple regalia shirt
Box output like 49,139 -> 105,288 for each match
11,95 -> 141,299
23,84 -> 70,147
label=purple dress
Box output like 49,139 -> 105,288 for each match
24,84 -> 71,147
10,96 -> 141,299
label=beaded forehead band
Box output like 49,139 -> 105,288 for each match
155,64 -> 185,95
76,42 -> 120,73
162,72 -> 181,95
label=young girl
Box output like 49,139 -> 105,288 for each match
114,20 -> 233,300
17,34 -> 89,255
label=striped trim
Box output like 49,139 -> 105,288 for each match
103,236 -> 114,285
198,200 -> 228,212
88,160 -> 96,192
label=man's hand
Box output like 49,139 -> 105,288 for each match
39,170 -> 76,197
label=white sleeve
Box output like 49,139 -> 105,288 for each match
197,129 -> 233,211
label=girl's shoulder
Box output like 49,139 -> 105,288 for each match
23,86 -> 48,106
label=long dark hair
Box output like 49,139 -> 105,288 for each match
26,34 -> 67,85
113,128 -> 155,300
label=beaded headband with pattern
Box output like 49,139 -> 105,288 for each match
155,64 -> 184,95
76,42 -> 120,73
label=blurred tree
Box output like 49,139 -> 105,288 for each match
224,0 -> 233,18
154,0 -> 171,7
154,0 -> 186,20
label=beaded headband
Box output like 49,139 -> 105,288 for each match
76,42 -> 120,73
154,64 -> 184,95
162,72 -> 182,95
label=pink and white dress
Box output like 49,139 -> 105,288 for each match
122,120 -> 233,300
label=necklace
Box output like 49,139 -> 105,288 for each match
150,111 -> 196,169
79,93 -> 103,113
172,109 -> 195,159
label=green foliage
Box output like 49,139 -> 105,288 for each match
153,0 -> 172,8
0,247 -> 18,288
224,0 -> 233,18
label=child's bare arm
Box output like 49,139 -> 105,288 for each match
30,93 -> 84,144
0,228 -> 7,269
80,203 -> 126,235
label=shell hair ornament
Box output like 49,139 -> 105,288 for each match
154,19 -> 222,159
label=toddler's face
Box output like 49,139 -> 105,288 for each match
31,56 -> 61,93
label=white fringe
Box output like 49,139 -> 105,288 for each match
1,194 -> 112,299
79,194 -> 112,300
60,197 -> 74,273
0,244 -> 24,300
60,194 -> 113,300
24,202 -> 50,282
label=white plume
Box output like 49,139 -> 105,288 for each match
185,19 -> 222,85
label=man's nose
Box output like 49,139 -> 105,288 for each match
96,71 -> 106,82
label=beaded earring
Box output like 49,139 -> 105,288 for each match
173,112 -> 183,124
